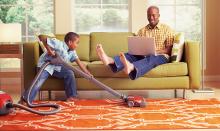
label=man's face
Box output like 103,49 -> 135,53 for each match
147,8 -> 160,28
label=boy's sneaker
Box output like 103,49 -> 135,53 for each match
66,97 -> 79,102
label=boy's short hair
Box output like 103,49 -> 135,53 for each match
64,32 -> 79,43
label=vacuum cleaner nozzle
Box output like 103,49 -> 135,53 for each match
125,95 -> 147,107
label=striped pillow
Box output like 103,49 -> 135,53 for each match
170,32 -> 185,62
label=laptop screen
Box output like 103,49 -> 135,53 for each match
128,36 -> 156,56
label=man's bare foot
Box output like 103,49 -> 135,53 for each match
96,44 -> 114,65
119,52 -> 134,74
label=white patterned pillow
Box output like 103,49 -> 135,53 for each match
170,32 -> 185,62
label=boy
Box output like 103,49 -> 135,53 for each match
20,32 -> 92,103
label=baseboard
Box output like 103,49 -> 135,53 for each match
40,89 -> 189,100
204,75 -> 220,82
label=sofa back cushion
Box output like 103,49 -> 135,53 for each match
90,32 -> 134,61
55,34 -> 90,61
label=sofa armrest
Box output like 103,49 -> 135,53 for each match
184,41 -> 201,89
23,43 -> 39,91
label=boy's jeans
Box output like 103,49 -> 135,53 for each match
109,53 -> 169,80
23,65 -> 77,103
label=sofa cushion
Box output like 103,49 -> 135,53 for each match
55,34 -> 90,61
144,62 -> 188,77
87,61 -> 188,78
87,61 -> 128,78
90,32 -> 134,61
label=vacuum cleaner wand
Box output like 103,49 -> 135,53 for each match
50,55 -> 125,99
50,54 -> 146,107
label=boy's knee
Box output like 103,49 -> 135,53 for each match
65,70 -> 75,78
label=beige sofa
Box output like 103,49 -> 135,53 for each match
23,32 -> 201,99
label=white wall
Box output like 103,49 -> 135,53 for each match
130,0 -> 148,33
54,0 -> 148,34
54,0 -> 73,34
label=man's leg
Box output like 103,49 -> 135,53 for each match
96,44 -> 142,73
119,54 -> 169,80
96,44 -> 114,65
53,66 -> 77,100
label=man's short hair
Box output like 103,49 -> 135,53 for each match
147,6 -> 160,13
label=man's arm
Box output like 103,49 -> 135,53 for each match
157,27 -> 175,56
156,45 -> 173,56
38,35 -> 55,56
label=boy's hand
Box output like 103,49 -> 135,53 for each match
38,35 -> 56,56
84,70 -> 93,78
86,71 -> 93,78
47,50 -> 56,56
38,35 -> 47,43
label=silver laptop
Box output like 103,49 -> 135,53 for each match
128,36 -> 156,56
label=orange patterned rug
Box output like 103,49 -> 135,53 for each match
1,98 -> 220,130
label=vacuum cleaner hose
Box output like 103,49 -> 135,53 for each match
13,103 -> 60,115
21,61 -> 61,115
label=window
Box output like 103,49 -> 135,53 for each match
147,0 -> 203,42
73,0 -> 129,33
0,0 -> 54,42
0,0 -> 54,69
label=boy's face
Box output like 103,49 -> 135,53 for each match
67,37 -> 79,50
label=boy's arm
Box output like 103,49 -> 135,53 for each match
38,35 -> 55,56
75,58 -> 93,76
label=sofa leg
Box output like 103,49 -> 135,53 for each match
38,91 -> 42,100
183,89 -> 186,99
174,89 -> 177,98
48,90 -> 51,100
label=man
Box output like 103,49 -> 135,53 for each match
96,6 -> 175,80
